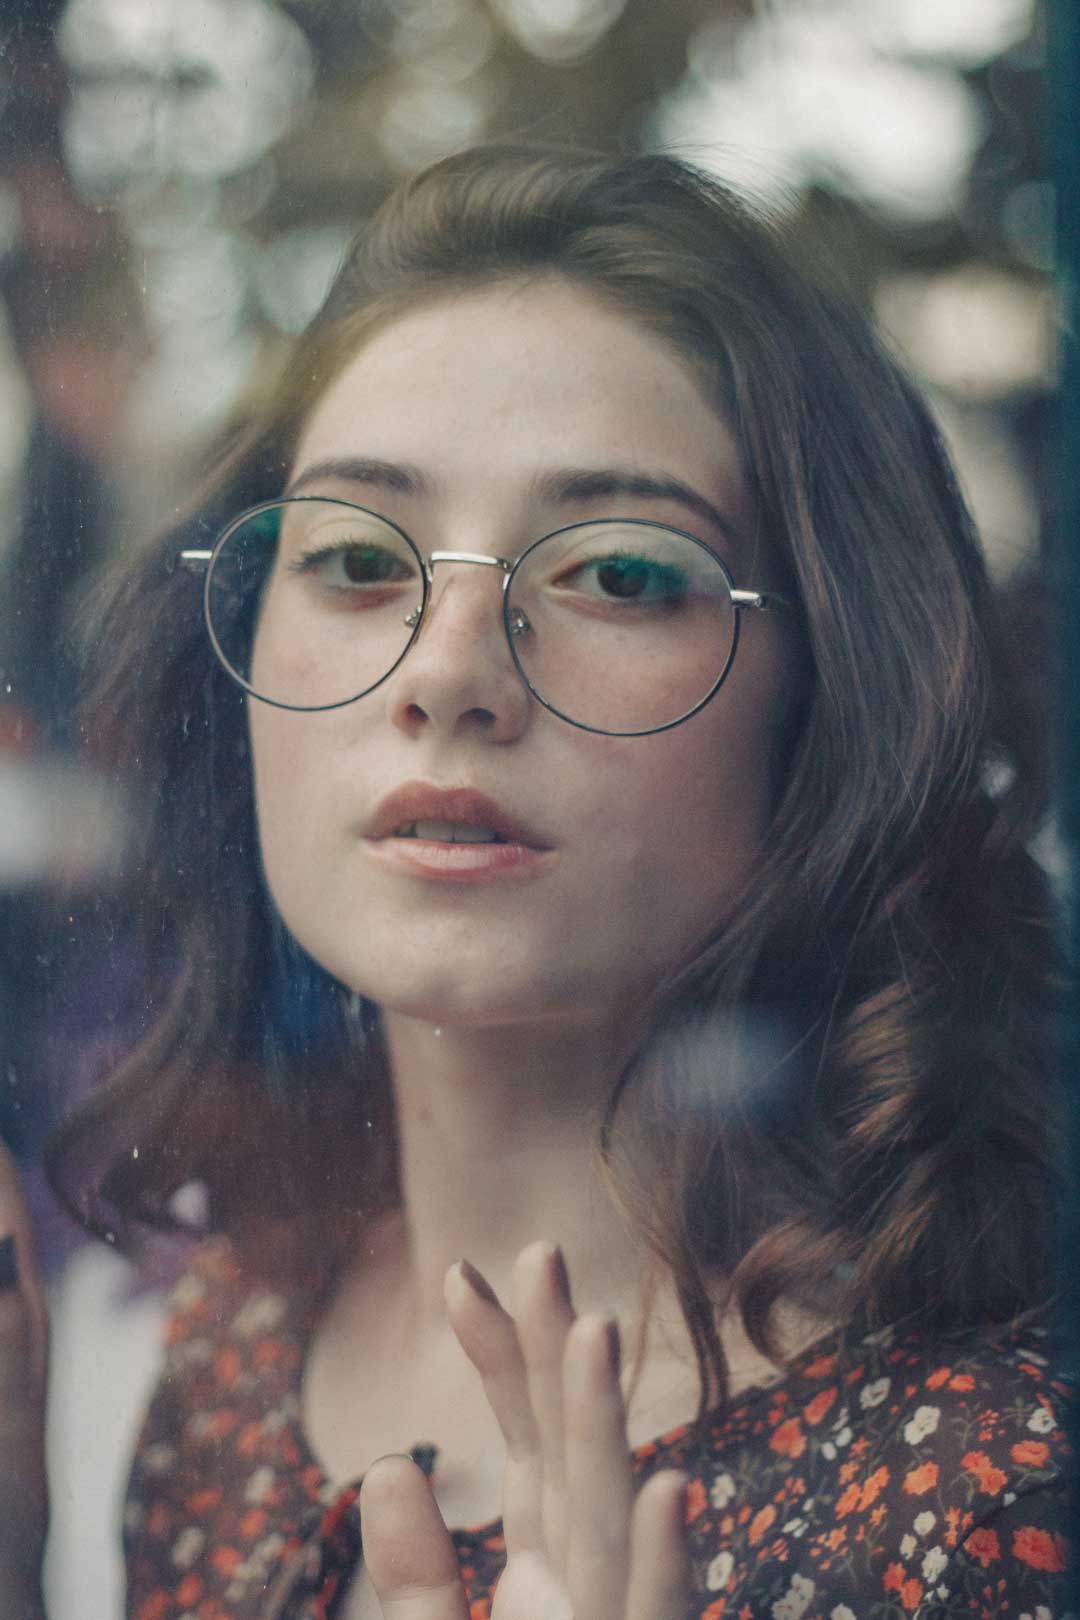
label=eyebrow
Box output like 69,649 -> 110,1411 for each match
285,455 -> 739,541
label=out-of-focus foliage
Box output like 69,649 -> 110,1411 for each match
0,0 -> 1054,564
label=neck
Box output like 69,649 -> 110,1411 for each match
375,1011 -> 652,1333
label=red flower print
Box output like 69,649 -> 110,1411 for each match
469,1600 -> 491,1620
901,1577 -> 924,1610
803,1387 -> 837,1426
770,1417 -> 807,1458
883,1562 -> 905,1593
903,1461 -> 939,1495
961,1451 -> 1008,1495
1012,1526 -> 1068,1572
211,1545 -> 243,1577
926,1367 -> 951,1389
836,1484 -> 862,1517
858,1465 -> 890,1511
236,1420 -> 264,1457
175,1574 -> 203,1607
686,1479 -> 708,1522
1011,1440 -> 1050,1468
214,1344 -> 242,1387
804,1352 -> 838,1379
701,1601 -> 727,1620
134,1594 -> 170,1620
948,1373 -> 975,1391
748,1504 -> 777,1545
239,1507 -> 268,1539
185,1487 -> 223,1517
870,1503 -> 887,1527
963,1527 -> 1001,1568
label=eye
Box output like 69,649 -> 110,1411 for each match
289,540 -> 417,589
555,549 -> 689,605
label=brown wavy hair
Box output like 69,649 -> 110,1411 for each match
48,145 -> 1060,1412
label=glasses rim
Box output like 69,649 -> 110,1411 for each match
190,495 -> 780,737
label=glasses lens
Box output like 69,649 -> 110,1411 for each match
206,499 -> 424,709
507,522 -> 736,734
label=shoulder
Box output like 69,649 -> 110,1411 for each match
134,1232 -> 325,1429
659,1321 -> 1073,1619
123,1236 -> 331,1617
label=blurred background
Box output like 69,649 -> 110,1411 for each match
0,0 -> 1067,1614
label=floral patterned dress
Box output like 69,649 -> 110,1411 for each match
124,1240 -> 1074,1620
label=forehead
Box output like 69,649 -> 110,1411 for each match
291,278 -> 748,523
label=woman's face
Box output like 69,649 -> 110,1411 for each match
249,277 -> 792,1032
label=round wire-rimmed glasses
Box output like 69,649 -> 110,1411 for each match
180,496 -> 795,737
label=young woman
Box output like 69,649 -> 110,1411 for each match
0,145 -> 1070,1620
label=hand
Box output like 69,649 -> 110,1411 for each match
359,1242 -> 690,1620
0,1138 -> 50,1620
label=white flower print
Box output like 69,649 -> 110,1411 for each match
830,1407 -> 850,1433
244,1465 -> 276,1504
913,1511 -> 936,1536
860,1377 -> 891,1409
706,1551 -> 735,1591
1027,1406 -> 1056,1433
862,1324 -> 895,1347
830,1609 -> 857,1620
710,1472 -> 736,1510
771,1574 -> 815,1620
140,1442 -> 177,1476
782,1517 -> 808,1536
900,1534 -> 916,1559
171,1526 -> 205,1569
903,1404 -> 941,1444
171,1273 -> 207,1311
922,1546 -> 948,1582
231,1292 -> 287,1338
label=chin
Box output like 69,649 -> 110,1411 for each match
334,952 -> 625,1033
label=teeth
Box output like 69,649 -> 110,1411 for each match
397,819 -> 505,844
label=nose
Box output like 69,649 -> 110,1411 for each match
385,556 -> 533,742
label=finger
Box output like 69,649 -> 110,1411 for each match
511,1241 -> 575,1563
626,1471 -> 692,1620
360,1453 -> 469,1620
0,1145 -> 49,1613
562,1314 -> 634,1620
443,1260 -> 545,1553
0,1142 -> 47,1387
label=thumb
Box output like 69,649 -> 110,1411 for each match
360,1454 -> 470,1620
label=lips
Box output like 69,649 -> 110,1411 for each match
366,783 -> 551,850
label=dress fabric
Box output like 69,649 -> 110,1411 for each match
124,1239 -> 1073,1620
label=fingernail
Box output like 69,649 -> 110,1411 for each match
547,1244 -> 571,1303
603,1317 -> 621,1380
457,1258 -> 499,1306
0,1235 -> 18,1291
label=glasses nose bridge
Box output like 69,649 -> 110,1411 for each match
425,549 -> 513,584
403,549 -> 514,632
